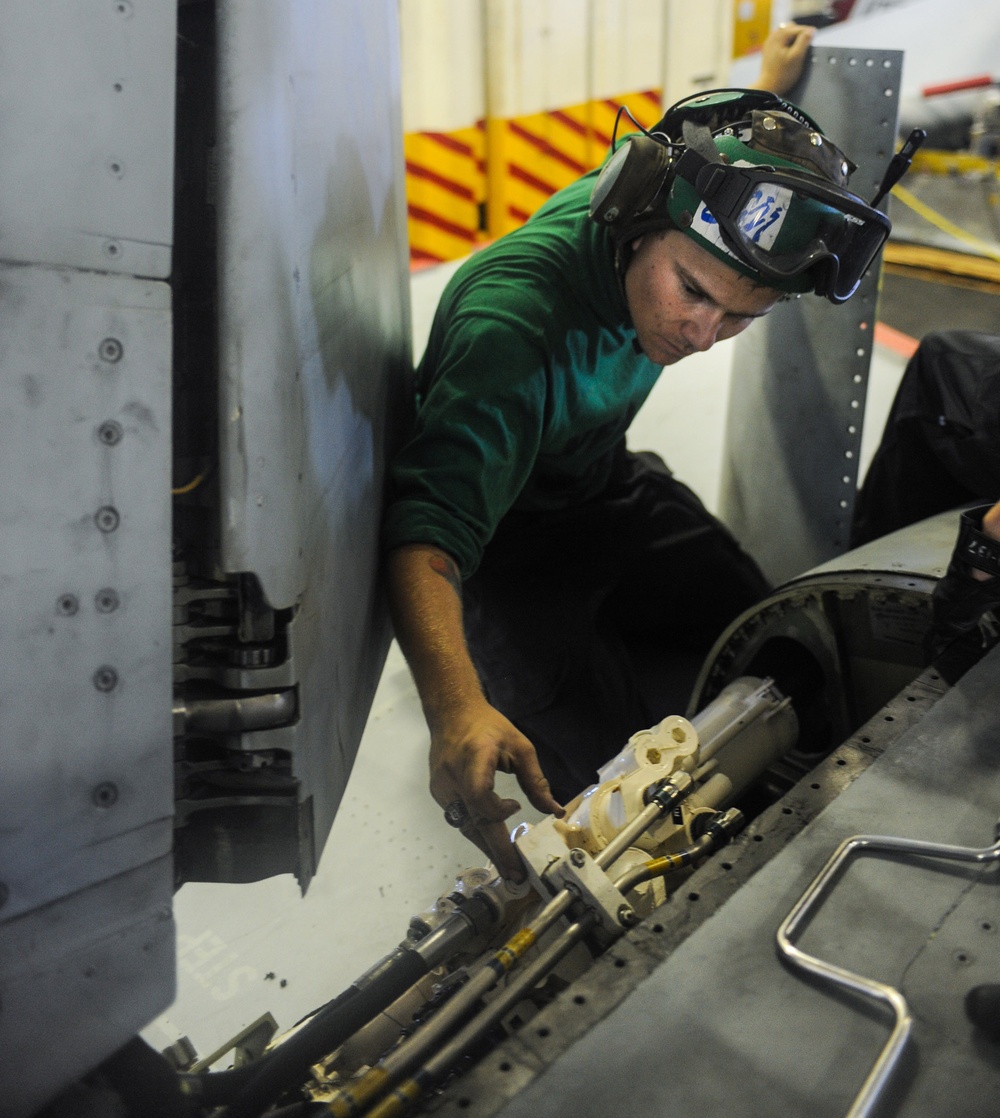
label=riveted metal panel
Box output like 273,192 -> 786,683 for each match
720,47 -> 903,585
0,2 -> 175,277
0,265 -> 173,919
0,264 -> 174,1116
0,858 -> 175,1118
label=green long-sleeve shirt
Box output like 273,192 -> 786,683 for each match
383,168 -> 663,578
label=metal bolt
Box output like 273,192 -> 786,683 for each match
107,159 -> 125,179
93,666 -> 119,692
95,588 -> 120,613
569,848 -> 587,867
102,240 -> 123,261
617,904 -> 638,928
114,0 -> 134,16
92,782 -> 119,807
227,643 -> 278,668
97,420 -> 123,446
762,115 -> 777,131
809,132 -> 823,147
56,594 -> 79,616
94,506 -> 120,533
98,337 -> 123,363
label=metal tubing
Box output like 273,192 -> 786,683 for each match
381,889 -> 574,1078
328,779 -> 698,1117
325,889 -> 576,1117
776,825 -> 1000,1118
364,783 -> 696,1105
419,914 -> 597,1089
409,906 -> 486,969
175,689 -> 297,734
361,917 -> 599,1118
594,773 -> 694,873
611,835 -> 715,895
375,804 -> 743,1116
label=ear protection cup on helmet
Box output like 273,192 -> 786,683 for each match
588,134 -> 673,228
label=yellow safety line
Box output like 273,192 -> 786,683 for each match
892,183 -> 1000,264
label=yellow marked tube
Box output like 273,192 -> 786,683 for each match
364,1078 -> 423,1118
500,927 -> 537,962
325,1067 -> 392,1117
642,853 -> 688,877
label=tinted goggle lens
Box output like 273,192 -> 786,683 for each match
681,158 -> 891,302
724,180 -> 889,299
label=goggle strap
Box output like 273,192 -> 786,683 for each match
681,119 -> 722,165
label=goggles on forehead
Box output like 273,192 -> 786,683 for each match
672,145 -> 892,304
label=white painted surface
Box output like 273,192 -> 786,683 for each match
400,0 -> 485,131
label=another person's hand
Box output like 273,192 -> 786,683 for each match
972,499 -> 1000,581
925,499 -> 1000,682
753,22 -> 816,96
429,696 -> 563,883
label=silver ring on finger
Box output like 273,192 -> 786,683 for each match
443,799 -> 470,828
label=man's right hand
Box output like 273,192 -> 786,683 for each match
429,696 -> 563,882
386,542 -> 563,882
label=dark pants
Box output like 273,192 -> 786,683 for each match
462,446 -> 769,802
851,330 -> 1000,547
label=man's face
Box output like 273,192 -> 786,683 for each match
624,230 -> 782,366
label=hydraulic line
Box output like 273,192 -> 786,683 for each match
322,888 -> 576,1118
322,774 -> 695,1118
368,811 -> 747,1118
599,771 -> 694,868
777,823 -> 1000,1118
367,914 -> 599,1118
209,957 -> 425,1118
214,891 -> 502,1118
174,689 -> 297,734
611,808 -> 744,895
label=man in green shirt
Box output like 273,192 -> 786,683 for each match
383,85 -> 895,880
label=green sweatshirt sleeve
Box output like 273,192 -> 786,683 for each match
383,310 -> 549,578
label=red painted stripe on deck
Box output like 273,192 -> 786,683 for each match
874,321 -> 919,359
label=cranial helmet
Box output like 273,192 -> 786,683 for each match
589,88 -> 894,304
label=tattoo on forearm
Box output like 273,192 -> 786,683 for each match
429,554 -> 462,595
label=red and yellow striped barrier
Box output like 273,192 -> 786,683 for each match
486,88 -> 662,238
404,89 -> 663,265
405,123 -> 487,267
